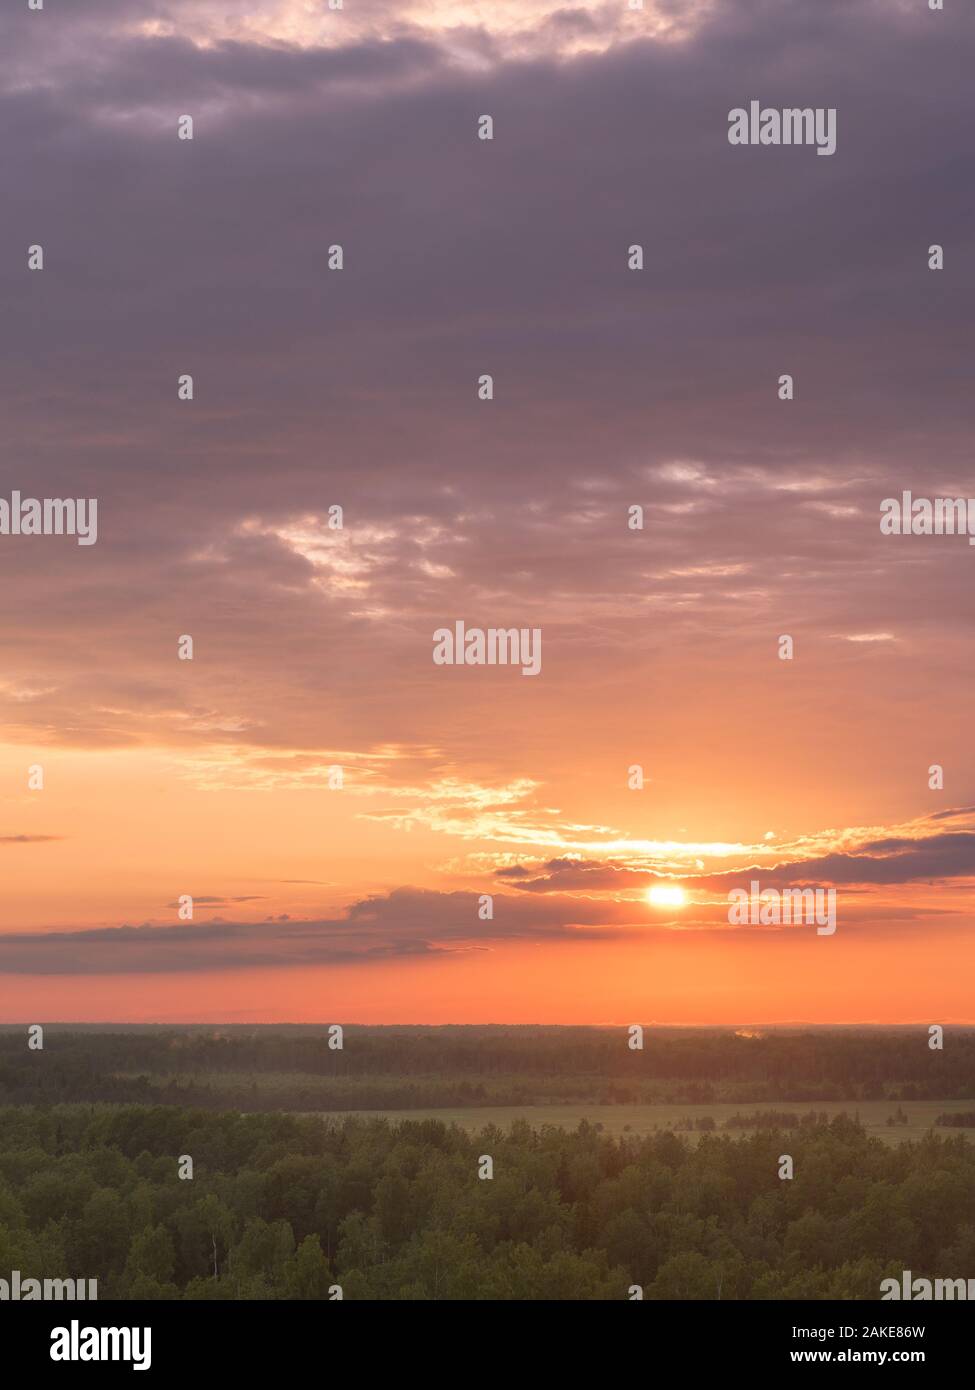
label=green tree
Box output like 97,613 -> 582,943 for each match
285,1235 -> 335,1299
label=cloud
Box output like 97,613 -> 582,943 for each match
162,895 -> 266,907
3,0 -> 707,73
689,822 -> 975,890
496,857 -> 652,892
1,0 -> 974,1017
0,835 -> 62,845
499,812 -> 975,891
1,0 -> 974,771
0,886 -> 632,975
4,810 -> 972,975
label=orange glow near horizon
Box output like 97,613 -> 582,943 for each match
2,0 -> 975,1029
1,728 -> 973,1025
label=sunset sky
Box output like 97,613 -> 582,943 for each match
1,0 -> 973,1023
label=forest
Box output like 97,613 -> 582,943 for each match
2,1104 -> 973,1300
1,1026 -> 971,1111
2,1028 -> 970,1300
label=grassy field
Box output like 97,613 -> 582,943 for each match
310,1099 -> 973,1145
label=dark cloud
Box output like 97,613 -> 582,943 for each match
501,816 -> 975,892
695,833 -> 975,890
0,0 -> 973,787
497,858 -> 652,892
0,886 -> 632,975
0,835 -> 62,844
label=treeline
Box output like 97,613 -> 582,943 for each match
724,1111 -> 818,1130
0,1105 -> 972,1300
1,1028 -> 972,1110
675,1113 -> 828,1133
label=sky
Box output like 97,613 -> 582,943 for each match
0,0 -> 973,1023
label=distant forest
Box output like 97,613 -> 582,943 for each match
1,1027 -> 971,1111
2,1104 -> 972,1300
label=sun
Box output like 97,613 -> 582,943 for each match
647,884 -> 686,908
